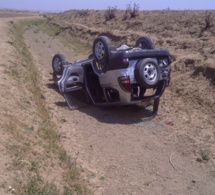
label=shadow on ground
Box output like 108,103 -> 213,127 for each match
48,83 -> 154,124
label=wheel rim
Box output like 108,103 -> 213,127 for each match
95,41 -> 105,60
53,57 -> 62,73
143,63 -> 158,83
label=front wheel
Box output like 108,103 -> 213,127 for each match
135,58 -> 160,88
52,54 -> 67,85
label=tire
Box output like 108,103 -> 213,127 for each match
88,54 -> 94,59
135,58 -> 160,88
52,54 -> 67,84
135,36 -> 155,49
93,36 -> 111,65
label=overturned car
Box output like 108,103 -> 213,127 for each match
52,36 -> 171,119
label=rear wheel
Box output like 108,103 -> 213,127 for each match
52,54 -> 67,84
135,36 -> 155,49
135,58 -> 160,88
88,54 -> 94,59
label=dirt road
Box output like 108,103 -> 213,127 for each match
24,20 -> 215,195
0,11 -> 214,194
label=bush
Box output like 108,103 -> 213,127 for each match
105,6 -> 117,21
204,11 -> 213,31
124,2 -> 140,19
199,11 -> 214,37
77,10 -> 89,17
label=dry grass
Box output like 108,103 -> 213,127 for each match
1,9 -> 214,194
46,10 -> 215,122
3,19 -> 89,195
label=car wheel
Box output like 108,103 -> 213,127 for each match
52,54 -> 67,84
135,58 -> 160,88
93,36 -> 111,65
135,36 -> 155,49
88,54 -> 94,59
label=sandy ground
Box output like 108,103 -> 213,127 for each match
0,10 -> 215,195
24,19 -> 215,195
0,11 -> 42,194
0,16 -> 17,195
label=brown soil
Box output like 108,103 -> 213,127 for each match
1,9 -> 215,195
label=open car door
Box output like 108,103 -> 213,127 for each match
58,64 -> 84,94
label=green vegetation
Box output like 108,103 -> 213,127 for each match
27,19 -> 62,37
6,19 -> 89,195
24,175 -> 58,195
201,149 -> 211,161
29,18 -> 90,54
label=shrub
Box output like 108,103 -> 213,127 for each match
77,10 -> 89,17
199,11 -> 214,37
124,2 -> 140,19
204,11 -> 213,31
123,8 -> 129,20
105,6 -> 117,21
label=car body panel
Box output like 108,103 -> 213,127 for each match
58,57 -> 169,105
58,63 -> 84,93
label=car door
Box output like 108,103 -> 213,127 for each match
58,63 -> 84,94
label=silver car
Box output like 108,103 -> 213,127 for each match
52,36 -> 171,119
